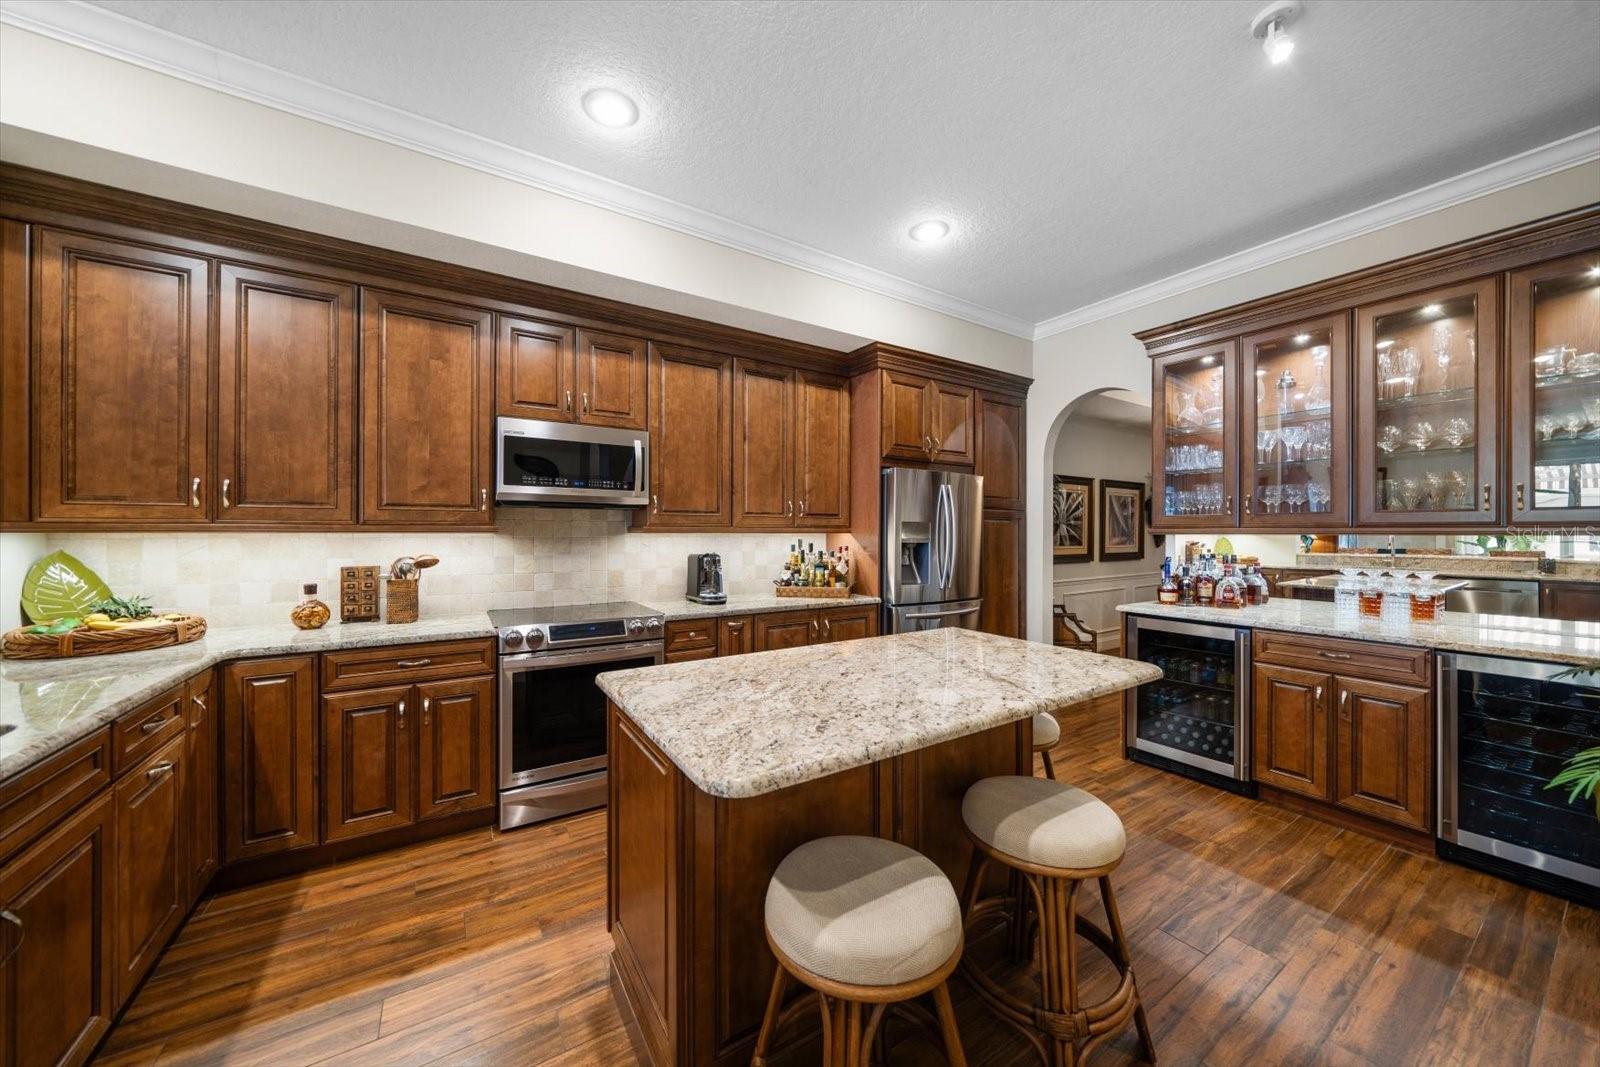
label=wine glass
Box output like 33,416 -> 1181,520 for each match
1432,322 -> 1453,391
1307,481 -> 1330,512
1279,425 -> 1309,462
1261,485 -> 1281,514
1378,425 -> 1401,454
1584,397 -> 1600,437
1257,429 -> 1277,464
1378,350 -> 1395,400
1306,345 -> 1331,409
1443,417 -> 1472,448
1282,484 -> 1307,513
1406,420 -> 1435,452
1396,347 -> 1421,398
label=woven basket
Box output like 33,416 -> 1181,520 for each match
385,578 -> 419,624
773,585 -> 853,599
2,614 -> 208,660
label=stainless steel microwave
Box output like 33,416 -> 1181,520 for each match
494,416 -> 649,507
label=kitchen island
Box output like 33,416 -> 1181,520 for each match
595,628 -> 1159,1067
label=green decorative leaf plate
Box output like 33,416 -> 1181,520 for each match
20,550 -> 114,624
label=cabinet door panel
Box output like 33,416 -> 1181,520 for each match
34,229 -> 209,522
1252,663 -> 1330,799
930,382 -> 975,466
1542,580 -> 1600,621
360,290 -> 493,525
0,792 -> 115,1067
795,371 -> 851,528
187,670 -> 219,903
1151,341 -> 1239,530
976,393 -> 1025,510
223,657 -> 318,862
880,371 -> 932,462
818,606 -> 876,643
1334,677 -> 1430,830
717,616 -> 755,657
217,264 -> 356,524
417,677 -> 495,821
576,329 -> 647,429
733,360 -> 794,528
114,733 -> 187,1008
323,686 -> 415,842
497,315 -> 575,422
645,344 -> 732,527
978,510 -> 1024,638
755,610 -> 815,651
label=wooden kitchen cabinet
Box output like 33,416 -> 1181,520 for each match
733,359 -> 795,528
33,228 -> 210,524
795,371 -> 851,528
0,792 -> 116,1067
1151,341 -> 1239,530
644,343 -> 733,528
113,732 -> 188,1008
1333,676 -> 1431,831
359,289 -> 494,525
718,616 -> 756,656
416,676 -> 496,822
497,315 -> 576,422
322,686 -> 415,843
1252,661 -> 1330,800
976,392 -> 1025,511
817,604 -> 877,643
186,670 -> 219,903
930,380 -> 975,465
755,610 -> 817,651
575,329 -> 649,430
216,263 -> 357,524
223,656 -> 319,863
878,370 -> 974,466
1542,580 -> 1600,621
979,510 -> 1025,639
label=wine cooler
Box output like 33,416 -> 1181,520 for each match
1438,653 -> 1599,907
1123,616 -> 1253,794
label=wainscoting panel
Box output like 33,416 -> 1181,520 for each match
1053,573 -> 1160,652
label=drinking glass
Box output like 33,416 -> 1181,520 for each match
1424,472 -> 1446,509
1309,420 -> 1331,459
1584,397 -> 1600,437
1257,429 -> 1277,464
1442,417 -> 1471,447
1537,414 -> 1559,441
1405,420 -> 1435,452
1279,425 -> 1309,462
1378,425 -> 1401,453
1282,484 -> 1307,513
1377,350 -> 1395,400
1307,482 -> 1330,512
1432,322 -> 1453,391
1447,470 -> 1469,509
1261,485 -> 1281,514
1396,347 -> 1421,398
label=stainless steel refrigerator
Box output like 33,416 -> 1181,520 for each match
881,467 -> 984,633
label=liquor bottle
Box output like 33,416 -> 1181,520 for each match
1215,565 -> 1246,609
1158,558 -> 1179,604
1178,565 -> 1196,605
1244,565 -> 1269,606
814,551 -> 827,588
1196,560 -> 1217,606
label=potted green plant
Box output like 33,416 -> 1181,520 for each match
1546,662 -> 1600,820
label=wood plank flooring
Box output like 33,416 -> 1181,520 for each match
94,694 -> 1598,1067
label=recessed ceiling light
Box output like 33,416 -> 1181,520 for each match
1293,333 -> 1311,344
1421,304 -> 1443,317
1251,1 -> 1301,65
909,220 -> 951,244
581,88 -> 639,128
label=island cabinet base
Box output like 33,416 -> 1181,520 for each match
606,701 -> 1031,1067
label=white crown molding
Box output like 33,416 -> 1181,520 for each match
1032,126 -> 1600,341
0,0 -> 1036,339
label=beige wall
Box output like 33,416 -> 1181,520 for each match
1023,161 -> 1600,641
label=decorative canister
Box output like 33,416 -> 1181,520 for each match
290,582 -> 331,630
385,577 -> 419,624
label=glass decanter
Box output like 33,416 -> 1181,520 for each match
1305,345 -> 1331,410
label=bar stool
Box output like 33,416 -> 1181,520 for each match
1032,712 -> 1061,779
957,776 -> 1154,1067
752,835 -> 968,1067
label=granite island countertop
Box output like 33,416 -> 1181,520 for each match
595,628 -> 1161,799
0,592 -> 882,781
1117,600 -> 1600,667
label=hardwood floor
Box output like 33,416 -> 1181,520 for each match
95,694 -> 1597,1067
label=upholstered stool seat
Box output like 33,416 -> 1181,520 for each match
962,776 -> 1125,871
958,777 -> 1153,1067
753,836 -> 968,1066
1032,713 -> 1062,778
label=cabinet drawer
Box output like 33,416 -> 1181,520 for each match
0,728 -> 112,864
112,682 -> 188,776
322,639 -> 495,692
664,620 -> 717,654
666,646 -> 718,664
1252,630 -> 1430,687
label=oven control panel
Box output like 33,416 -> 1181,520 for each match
497,614 -> 663,653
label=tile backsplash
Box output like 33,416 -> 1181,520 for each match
13,508 -> 824,628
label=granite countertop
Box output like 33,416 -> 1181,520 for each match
1289,554 -> 1600,585
596,628 -> 1161,799
654,593 -> 880,620
1117,600 -> 1600,667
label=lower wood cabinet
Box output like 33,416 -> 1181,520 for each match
1333,676 -> 1430,831
979,510 -> 1025,639
717,616 -> 755,657
113,732 -> 188,1008
223,657 -> 319,863
1253,662 -> 1330,800
186,671 -> 219,904
0,792 -> 116,1067
755,609 -> 818,651
322,685 -> 415,843
1541,580 -> 1600,622
818,605 -> 875,643
416,677 -> 496,821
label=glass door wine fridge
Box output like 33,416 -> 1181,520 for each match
1438,653 -> 1599,907
1123,616 -> 1253,794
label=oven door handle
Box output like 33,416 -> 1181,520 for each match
500,640 -> 665,671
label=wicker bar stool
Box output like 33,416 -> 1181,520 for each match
1032,712 -> 1061,779
957,776 -> 1154,1067
751,835 -> 968,1067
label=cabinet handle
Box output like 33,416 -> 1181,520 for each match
139,715 -> 166,735
824,617 -> 832,636
582,392 -> 590,414
0,910 -> 21,966
1244,493 -> 1252,516
395,658 -> 432,668
786,499 -> 793,518
146,761 -> 174,780
192,694 -> 206,713
398,700 -> 407,728
1225,495 -> 1234,513
1516,483 -> 1525,510
422,697 -> 431,726
1318,651 -> 1352,660
1340,690 -> 1351,721
221,478 -> 232,509
799,500 -> 806,517
652,494 -> 659,515
1314,685 -> 1323,701
480,488 -> 488,511
1482,483 -> 1492,511
190,477 -> 201,508
565,389 -> 573,413
811,619 -> 819,638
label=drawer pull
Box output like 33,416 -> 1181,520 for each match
1482,483 -> 1492,511
398,700 -> 407,728
565,389 -> 573,413
480,488 -> 489,511
1314,685 -> 1323,701
395,658 -> 433,668
146,761 -> 174,780
139,716 -> 167,735
1318,651 -> 1352,660
0,909 -> 21,966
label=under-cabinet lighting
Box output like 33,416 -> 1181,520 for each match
1421,304 -> 1443,317
1293,333 -> 1311,344
1376,339 -> 1394,349
1200,355 -> 1216,366
1588,265 -> 1600,277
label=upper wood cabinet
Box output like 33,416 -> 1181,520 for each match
1507,251 -> 1600,524
930,380 -> 975,465
979,510 -> 1024,639
976,392 -> 1025,511
496,315 -> 576,422
33,229 -> 210,523
794,371 -> 851,529
643,343 -> 733,528
879,370 -> 974,466
1355,277 -> 1501,526
1151,341 -> 1239,529
575,329 -> 648,430
113,731 -> 188,1008
217,263 -> 357,524
733,360 -> 795,528
223,656 -> 318,864
360,289 -> 494,525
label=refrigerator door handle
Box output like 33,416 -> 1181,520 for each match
904,606 -> 981,621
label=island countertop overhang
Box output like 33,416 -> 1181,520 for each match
596,629 -> 1161,799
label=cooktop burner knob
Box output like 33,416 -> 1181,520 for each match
645,617 -> 661,632
627,618 -> 644,636
501,629 -> 524,649
525,628 -> 546,647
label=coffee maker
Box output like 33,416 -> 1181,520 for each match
686,553 -> 727,604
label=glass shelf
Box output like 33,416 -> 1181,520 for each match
1534,437 -> 1600,463
1533,367 -> 1600,392
1255,457 -> 1332,469
1375,386 -> 1476,413
1166,466 -> 1224,475
1376,444 -> 1476,460
1256,405 -> 1332,426
1164,422 -> 1224,439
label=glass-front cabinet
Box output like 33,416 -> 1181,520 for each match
1239,313 -> 1349,527
1354,278 -> 1501,526
1508,252 -> 1600,523
1152,341 -> 1238,528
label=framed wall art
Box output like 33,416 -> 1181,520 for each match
1052,474 -> 1093,562
1098,479 -> 1145,562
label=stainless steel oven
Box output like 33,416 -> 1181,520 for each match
495,416 -> 649,507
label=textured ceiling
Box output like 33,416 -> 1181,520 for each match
83,0 -> 1600,326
